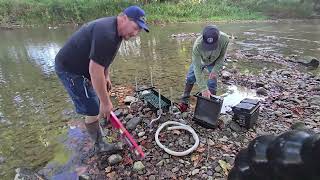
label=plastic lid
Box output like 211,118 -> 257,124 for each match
241,98 -> 260,105
233,102 -> 256,112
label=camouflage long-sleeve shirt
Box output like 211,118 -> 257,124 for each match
192,31 -> 229,91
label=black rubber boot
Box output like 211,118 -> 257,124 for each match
85,121 -> 122,155
180,83 -> 194,104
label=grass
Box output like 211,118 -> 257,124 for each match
0,0 -> 317,27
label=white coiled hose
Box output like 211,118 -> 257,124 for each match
155,121 -> 199,156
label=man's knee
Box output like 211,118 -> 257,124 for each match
85,116 -> 99,124
186,75 -> 196,85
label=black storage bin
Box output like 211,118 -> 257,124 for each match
139,88 -> 171,112
232,98 -> 260,129
193,93 -> 223,129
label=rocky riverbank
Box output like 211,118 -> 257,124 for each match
14,49 -> 320,180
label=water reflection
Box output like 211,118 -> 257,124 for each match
25,42 -> 60,74
0,65 -> 6,84
220,85 -> 263,113
118,36 -> 142,57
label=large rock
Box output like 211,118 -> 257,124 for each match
255,81 -> 265,88
220,114 -> 232,125
291,122 -> 308,130
108,154 -> 122,166
229,121 -> 242,132
133,161 -> 145,171
126,117 -> 142,130
256,87 -> 268,95
221,71 -> 232,80
298,58 -> 319,69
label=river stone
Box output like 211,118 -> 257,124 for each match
126,117 -> 141,130
105,166 -> 112,173
156,160 -> 165,167
298,81 -> 307,89
124,96 -> 138,105
281,71 -> 291,77
178,138 -> 184,146
229,121 -> 242,132
311,86 -> 320,91
114,109 -> 123,118
182,112 -> 189,119
218,136 -> 229,142
221,71 -> 232,80
138,132 -> 145,137
291,122 -> 308,130
256,87 -> 268,95
163,153 -> 170,159
79,174 -> 90,180
125,114 -> 134,121
283,113 -> 293,118
208,139 -> 215,146
172,167 -> 179,173
133,161 -> 145,171
108,154 -> 122,166
310,95 -> 320,106
304,58 -> 319,69
201,174 -> 209,179
214,166 -> 222,172
220,114 -> 232,125
274,111 -> 282,117
191,169 -> 200,175
255,81 -> 265,88
149,175 -> 156,180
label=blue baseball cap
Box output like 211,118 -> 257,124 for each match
202,25 -> 220,51
123,6 -> 149,32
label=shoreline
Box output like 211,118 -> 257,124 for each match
1,18 -> 319,30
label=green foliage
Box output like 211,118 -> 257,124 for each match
0,0 -> 317,26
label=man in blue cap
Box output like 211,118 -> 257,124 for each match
178,25 -> 229,112
55,6 -> 149,154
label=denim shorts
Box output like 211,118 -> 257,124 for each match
55,66 -> 99,116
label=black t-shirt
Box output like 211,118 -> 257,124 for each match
55,16 -> 122,78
